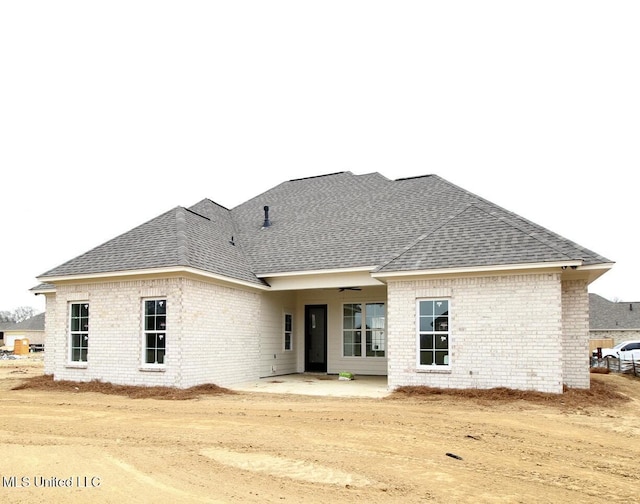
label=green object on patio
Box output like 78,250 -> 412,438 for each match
338,372 -> 355,381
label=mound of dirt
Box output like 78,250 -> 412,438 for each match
390,376 -> 630,408
12,374 -> 234,400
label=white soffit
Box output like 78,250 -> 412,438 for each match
258,268 -> 383,291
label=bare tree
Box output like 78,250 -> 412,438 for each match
0,306 -> 38,324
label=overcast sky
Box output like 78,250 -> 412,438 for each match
1,1 -> 638,314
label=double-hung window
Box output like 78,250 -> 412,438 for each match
69,302 -> 89,362
343,302 -> 386,357
144,299 -> 166,365
284,313 -> 293,351
418,299 -> 450,367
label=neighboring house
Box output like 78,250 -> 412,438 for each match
1,312 -> 46,350
0,321 -> 12,346
32,172 -> 613,393
589,293 -> 640,345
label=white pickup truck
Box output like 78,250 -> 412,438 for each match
596,340 -> 640,361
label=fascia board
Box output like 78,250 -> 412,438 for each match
30,286 -> 57,295
371,260 -> 586,279
255,266 -> 377,278
37,267 -> 271,291
262,269 -> 385,291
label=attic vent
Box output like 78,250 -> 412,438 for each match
262,206 -> 271,228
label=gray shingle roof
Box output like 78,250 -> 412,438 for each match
590,293 -> 640,330
233,172 -> 610,275
30,283 -> 55,292
39,205 -> 265,286
1,312 -> 45,332
378,204 -> 577,271
38,172 -> 611,284
11,312 -> 45,331
0,321 -> 15,331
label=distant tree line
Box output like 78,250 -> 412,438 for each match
0,306 -> 38,324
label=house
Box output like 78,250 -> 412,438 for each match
589,293 -> 640,347
0,312 -> 45,350
0,321 -> 12,347
32,172 -> 613,393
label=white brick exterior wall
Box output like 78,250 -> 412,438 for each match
562,279 -> 590,388
387,273 -> 566,393
42,271 -> 591,393
179,278 -> 261,387
44,277 -> 262,388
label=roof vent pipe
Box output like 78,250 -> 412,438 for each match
262,206 -> 271,228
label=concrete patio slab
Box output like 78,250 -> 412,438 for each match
230,373 -> 390,398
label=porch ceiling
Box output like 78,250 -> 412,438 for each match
259,269 -> 384,291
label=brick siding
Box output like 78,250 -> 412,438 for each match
387,273 -> 569,393
590,329 -> 640,346
44,277 -> 261,388
43,272 -> 590,393
562,279 -> 590,388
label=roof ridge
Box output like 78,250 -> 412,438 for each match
376,202 -> 581,273
288,171 -> 349,182
395,174 -> 434,181
375,203 -> 476,271
435,177 -> 599,263
196,198 -> 230,211
184,207 -> 211,221
478,207 -> 580,262
175,207 -> 190,266
175,206 -> 221,267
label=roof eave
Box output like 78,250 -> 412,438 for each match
256,266 -> 383,291
37,266 -> 270,291
372,260 -> 598,279
572,262 -> 615,283
30,285 -> 57,295
255,265 -> 377,278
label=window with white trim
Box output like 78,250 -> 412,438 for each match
343,302 -> 386,357
284,313 -> 293,351
418,299 -> 450,366
69,302 -> 89,362
143,299 -> 166,365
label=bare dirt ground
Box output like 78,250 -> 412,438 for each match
1,356 -> 639,503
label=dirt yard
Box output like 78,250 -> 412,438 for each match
1,356 -> 639,503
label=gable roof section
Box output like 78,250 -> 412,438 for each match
39,205 -> 264,286
589,293 -> 640,330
